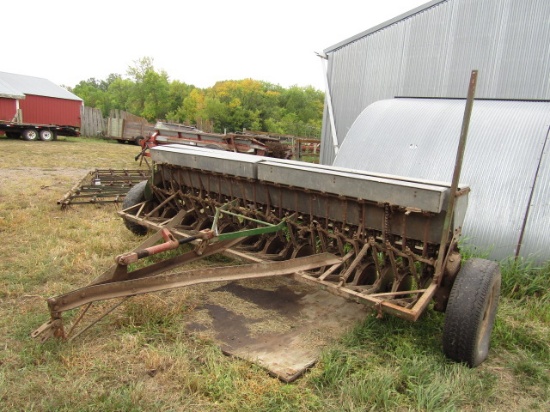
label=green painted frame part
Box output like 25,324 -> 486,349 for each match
212,202 -> 288,241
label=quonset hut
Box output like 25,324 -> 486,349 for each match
319,0 -> 550,262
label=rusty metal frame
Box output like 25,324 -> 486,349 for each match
31,209 -> 339,341
117,186 -> 449,322
33,71 -> 478,343
111,71 -> 478,323
58,169 -> 150,209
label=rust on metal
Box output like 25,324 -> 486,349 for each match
32,218 -> 340,341
434,70 -> 478,282
34,75 -> 481,348
115,228 -> 187,265
58,169 -> 150,209
114,165 -> 454,322
136,122 -> 293,161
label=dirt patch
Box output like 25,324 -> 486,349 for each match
0,167 -> 90,179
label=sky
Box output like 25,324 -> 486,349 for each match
3,0 -> 429,91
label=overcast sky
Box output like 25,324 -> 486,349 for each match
4,0 -> 429,91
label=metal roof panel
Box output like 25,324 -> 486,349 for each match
0,77 -> 25,99
0,71 -> 81,101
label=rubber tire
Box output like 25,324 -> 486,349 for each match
22,129 -> 39,141
39,129 -> 55,141
443,258 -> 501,367
122,180 -> 149,236
134,135 -> 144,146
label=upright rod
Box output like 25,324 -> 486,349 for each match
436,70 -> 478,276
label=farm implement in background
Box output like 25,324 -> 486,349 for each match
34,71 -> 500,379
134,122 -> 293,165
57,169 -> 150,209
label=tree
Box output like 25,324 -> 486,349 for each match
166,88 -> 206,125
106,77 -> 134,113
72,78 -> 110,116
168,80 -> 195,115
125,57 -> 171,121
70,57 -> 325,137
203,79 -> 283,133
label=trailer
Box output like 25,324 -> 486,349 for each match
102,117 -> 293,159
0,120 -> 80,141
0,71 -> 82,141
103,112 -> 156,145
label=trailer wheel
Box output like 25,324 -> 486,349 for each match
122,180 -> 149,236
39,129 -> 55,141
442,258 -> 501,367
22,129 -> 39,141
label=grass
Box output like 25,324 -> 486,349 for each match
0,135 -> 549,411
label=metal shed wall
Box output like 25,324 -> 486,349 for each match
332,98 -> 550,263
19,95 -> 82,127
0,98 -> 17,121
320,0 -> 550,164
0,72 -> 83,127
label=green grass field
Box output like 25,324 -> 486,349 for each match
0,136 -> 548,411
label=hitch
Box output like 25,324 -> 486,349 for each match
31,206 -> 306,342
115,228 -> 214,265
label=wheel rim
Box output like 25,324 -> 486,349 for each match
352,263 -> 377,286
23,129 -> 38,140
476,279 -> 499,358
40,130 -> 54,141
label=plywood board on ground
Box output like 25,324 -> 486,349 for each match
186,276 -> 368,382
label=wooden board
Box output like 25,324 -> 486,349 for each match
186,276 -> 368,382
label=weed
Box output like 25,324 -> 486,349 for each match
500,256 -> 549,300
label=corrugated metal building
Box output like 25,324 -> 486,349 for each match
320,0 -> 550,262
0,71 -> 82,127
333,98 -> 550,261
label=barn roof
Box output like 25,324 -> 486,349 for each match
333,98 -> 550,263
324,0 -> 444,54
0,76 -> 25,99
0,71 -> 82,101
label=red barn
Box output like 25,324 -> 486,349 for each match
0,71 -> 82,140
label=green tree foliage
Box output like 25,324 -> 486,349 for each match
72,57 -> 324,137
124,58 -> 172,122
72,78 -> 109,115
71,74 -> 124,116
106,77 -> 134,113
167,80 -> 195,116
278,85 -> 324,136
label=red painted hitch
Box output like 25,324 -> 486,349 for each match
115,228 -> 213,265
